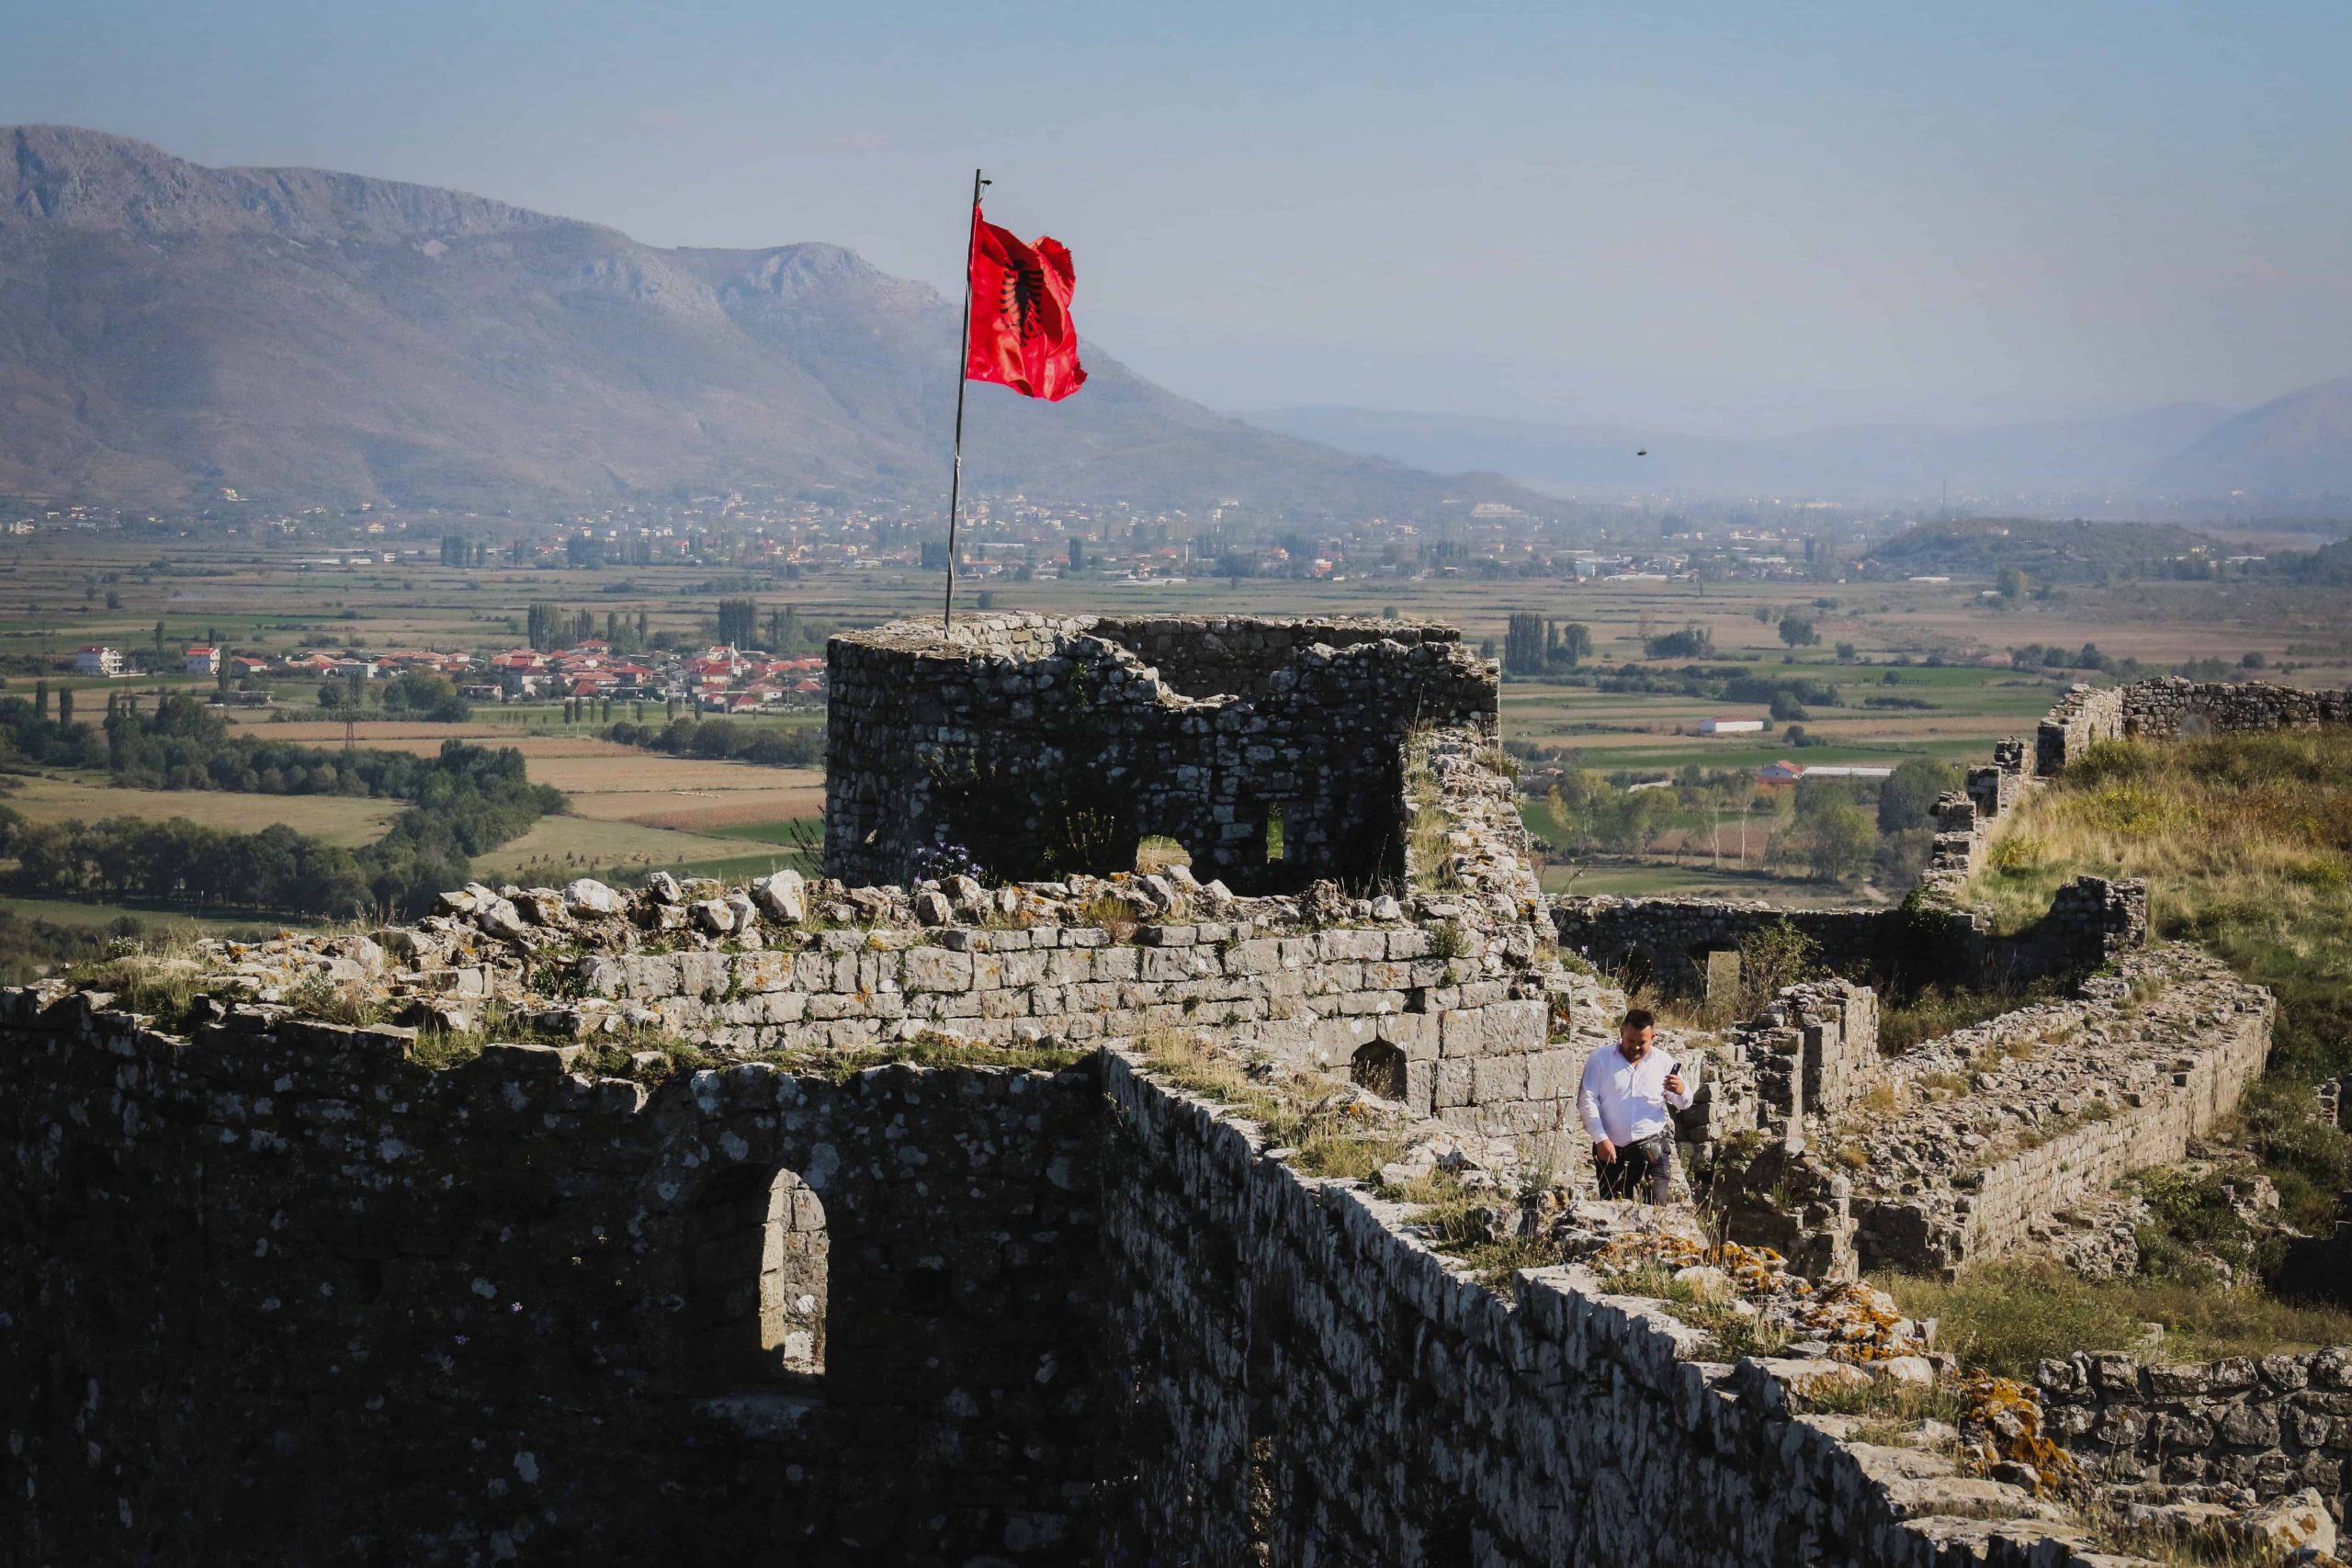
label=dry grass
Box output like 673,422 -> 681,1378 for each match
1135,835 -> 1193,875
281,972 -> 389,1027
466,815 -> 781,881
1874,1258 -> 2352,1378
619,791 -> 826,832
1969,732 -> 2352,952
1132,1031 -> 1408,1183
521,752 -> 817,794
2072,1496 -> 2287,1568
61,941 -> 208,1028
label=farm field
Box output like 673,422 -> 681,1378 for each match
469,815 -> 794,884
5,535 -> 2344,692
0,893 -> 302,937
0,772 -> 403,848
0,529 -> 2340,931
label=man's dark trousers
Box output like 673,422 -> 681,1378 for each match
1598,1132 -> 1674,1204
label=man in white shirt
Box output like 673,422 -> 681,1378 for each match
1577,1009 -> 1692,1204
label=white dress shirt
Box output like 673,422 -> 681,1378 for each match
1577,1043 -> 1692,1145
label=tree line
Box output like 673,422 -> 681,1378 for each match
1529,755 -> 1957,886
605,717 -> 823,769
0,696 -> 563,918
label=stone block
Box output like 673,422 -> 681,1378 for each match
903,947 -> 975,993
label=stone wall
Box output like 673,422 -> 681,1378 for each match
1086,614 -> 1460,699
4,979 -> 2144,1567
1097,1052 -> 2109,1567
0,990 -> 1108,1565
1548,874 -> 2143,998
1833,946 -> 2273,1275
2037,1349 -> 2352,1520
2036,684 -> 2126,776
420,864 -> 1600,1167
572,898 -> 1555,1082
823,614 -> 1496,893
2035,678 -> 2352,776
1549,897 -> 1972,996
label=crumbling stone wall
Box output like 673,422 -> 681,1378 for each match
2036,684 -> 2127,776
1550,898 -> 1962,995
419,867 -> 1597,1167
1711,976 -> 1883,1129
1097,1052 -> 2118,1567
1921,734 -> 2029,895
1832,946 -> 2273,1275
5,981 -> 2141,1568
0,992 -> 1108,1565
1085,615 -> 1460,699
2036,678 -> 2352,776
1549,874 -> 2143,998
824,614 -> 1497,894
2038,1349 -> 2352,1520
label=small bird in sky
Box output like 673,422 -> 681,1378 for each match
1636,448 -> 1648,457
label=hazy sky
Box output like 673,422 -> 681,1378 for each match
7,0 -> 2347,434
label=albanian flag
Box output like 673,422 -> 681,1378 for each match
965,206 -> 1087,401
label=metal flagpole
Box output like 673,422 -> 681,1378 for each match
944,168 -> 987,635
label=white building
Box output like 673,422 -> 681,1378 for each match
1760,761 -> 1895,784
1700,717 -> 1764,735
74,646 -> 123,677
184,647 -> 220,676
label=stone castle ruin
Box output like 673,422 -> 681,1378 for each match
6,628 -> 2348,1565
824,615 -> 1496,892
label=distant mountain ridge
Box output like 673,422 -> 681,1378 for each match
1253,371 -> 2352,506
1244,401 -> 2334,503
0,125 -> 1555,516
2156,377 -> 2352,500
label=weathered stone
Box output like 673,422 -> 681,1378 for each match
2237,1489 -> 2335,1558
563,877 -> 625,916
753,870 -> 808,925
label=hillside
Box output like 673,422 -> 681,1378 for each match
2157,376 -> 2352,501
0,126 -> 1553,518
1855,517 -> 2225,581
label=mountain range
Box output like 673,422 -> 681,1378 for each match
1250,387 -> 2352,507
0,125 -> 1555,517
6,126 -> 2344,517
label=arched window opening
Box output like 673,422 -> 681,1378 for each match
687,1167 -> 828,1388
1264,806 -> 1287,863
1351,1039 -> 1408,1103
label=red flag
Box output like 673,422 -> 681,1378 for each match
965,205 -> 1087,401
